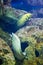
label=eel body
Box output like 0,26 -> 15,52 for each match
12,33 -> 25,60
17,13 -> 32,26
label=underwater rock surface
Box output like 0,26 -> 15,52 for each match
0,6 -> 32,33
0,17 -> 43,65
16,25 -> 43,65
0,28 -> 15,65
0,5 -> 43,65
0,19 -> 43,65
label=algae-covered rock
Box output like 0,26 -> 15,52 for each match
0,38 -> 15,65
0,26 -> 43,65
4,6 -> 27,20
0,2 -> 43,65
16,25 -> 43,65
0,6 -> 32,33
25,46 -> 35,61
0,28 -> 15,65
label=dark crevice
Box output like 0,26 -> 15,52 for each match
21,41 -> 28,52
35,49 -> 39,57
0,58 -> 3,65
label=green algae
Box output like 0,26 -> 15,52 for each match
0,55 -> 15,65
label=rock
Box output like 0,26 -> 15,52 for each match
0,5 -> 43,65
0,6 -> 28,23
0,28 -> 16,65
16,25 -> 43,65
0,6 -> 32,33
0,25 -> 43,65
0,38 -> 15,65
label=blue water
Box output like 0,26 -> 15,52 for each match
11,1 -> 43,10
11,0 -> 43,17
11,2 -> 43,11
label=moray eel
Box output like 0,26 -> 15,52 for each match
17,13 -> 32,26
12,33 -> 26,60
